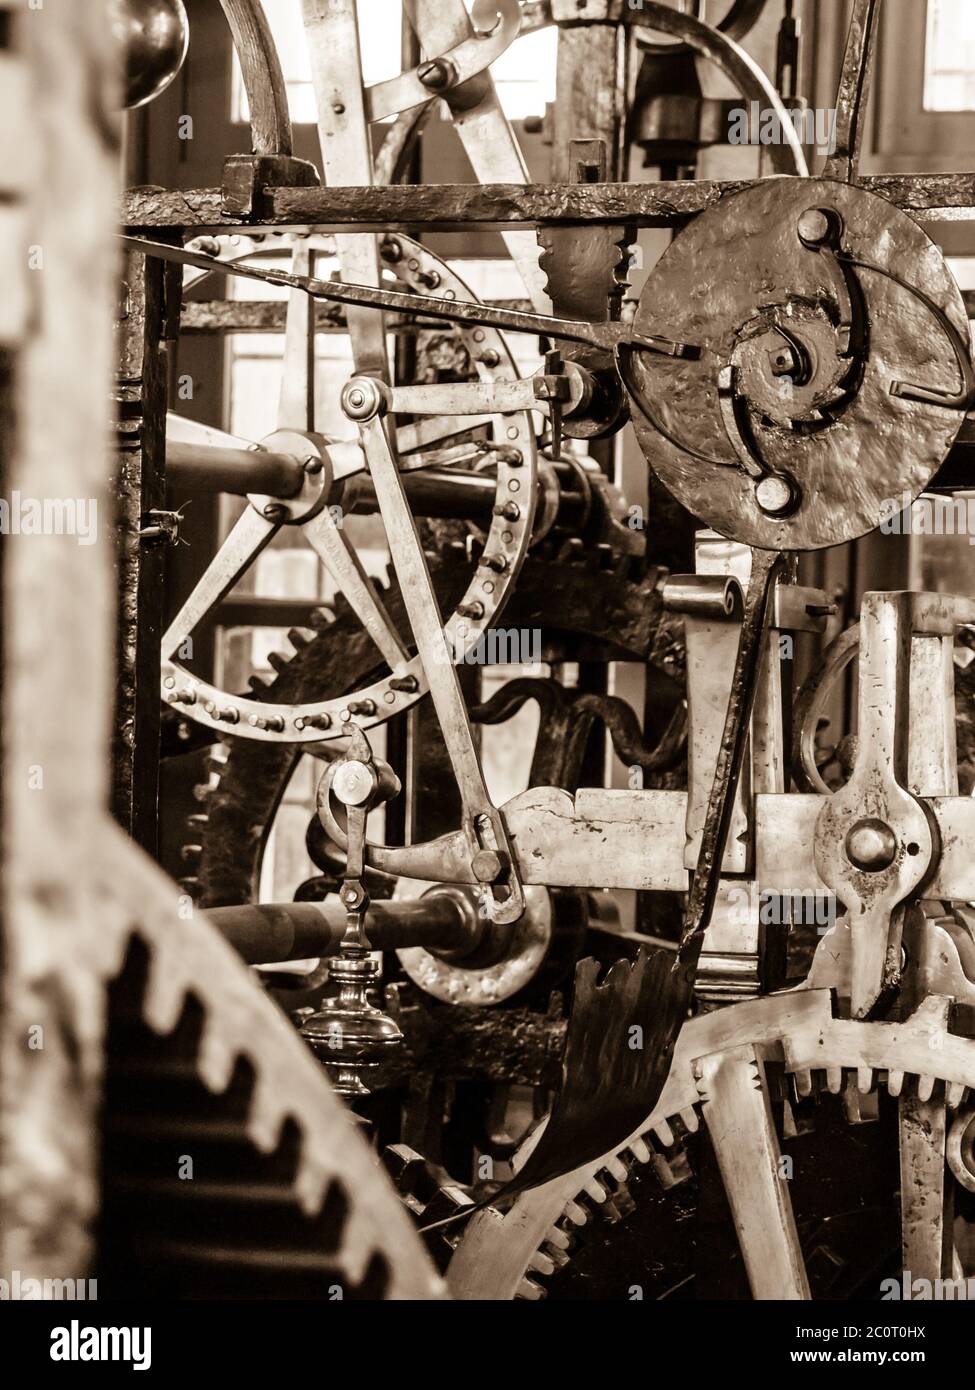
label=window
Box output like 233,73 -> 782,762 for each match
232,0 -> 557,125
924,0 -> 975,111
232,0 -> 404,125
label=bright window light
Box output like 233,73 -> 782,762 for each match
924,0 -> 975,111
231,1 -> 555,124
232,0 -> 403,125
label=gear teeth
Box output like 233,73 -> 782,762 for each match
604,1155 -> 628,1183
268,651 -> 291,674
247,673 -> 272,692
916,1074 -> 936,1104
856,1067 -> 874,1094
288,627 -> 316,649
887,1069 -> 905,1097
309,607 -> 335,630
516,1276 -> 546,1301
581,1177 -> 607,1203
650,1153 -> 680,1189
825,1067 -> 843,1094
679,1106 -> 699,1133
544,1225 -> 571,1252
651,1118 -> 675,1147
180,844 -> 202,863
381,1144 -> 474,1268
794,1069 -> 813,1098
186,813 -> 209,831
539,1241 -> 571,1270
561,1199 -> 589,1227
207,751 -> 228,775
178,877 -> 202,899
626,1136 -> 652,1164
528,1249 -> 557,1277
609,1185 -> 636,1221
947,1082 -> 967,1109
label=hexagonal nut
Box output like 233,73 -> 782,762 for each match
472,849 -> 506,883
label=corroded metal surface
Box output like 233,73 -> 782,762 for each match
629,177 -> 971,551
120,171 -> 975,232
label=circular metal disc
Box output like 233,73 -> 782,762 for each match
628,178 -> 969,551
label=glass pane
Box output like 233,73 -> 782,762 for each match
231,0 -> 556,124
924,0 -> 975,111
232,0 -> 403,125
478,22 -> 557,120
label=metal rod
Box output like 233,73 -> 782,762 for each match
351,467 -> 495,522
166,441 -> 307,498
207,893 -> 473,965
118,235 -> 697,358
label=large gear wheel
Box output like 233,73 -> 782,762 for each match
93,825 -> 447,1300
185,546 -> 672,907
447,991 -> 975,1300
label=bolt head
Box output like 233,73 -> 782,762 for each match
418,57 -> 455,91
333,759 -> 375,807
845,817 -> 898,873
755,474 -> 798,517
341,377 -> 386,421
472,849 -> 503,883
797,206 -> 839,247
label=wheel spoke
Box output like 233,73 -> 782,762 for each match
357,412 -> 525,923
277,240 -> 314,432
303,508 -> 409,671
396,414 -> 494,456
899,1090 -> 953,1284
697,1044 -> 810,1300
303,0 -> 388,380
162,505 -> 277,659
166,411 -> 258,454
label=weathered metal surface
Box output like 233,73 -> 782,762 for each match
219,0 -> 295,156
113,247 -> 175,853
812,594 -> 933,1018
898,1090 -> 953,1285
449,991 -> 975,1299
494,951 -> 689,1194
629,177 -> 970,551
121,171 -> 975,232
124,231 -> 686,356
4,0 -> 448,1304
696,1045 -> 810,1299
822,0 -> 880,185
179,296 -> 530,333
